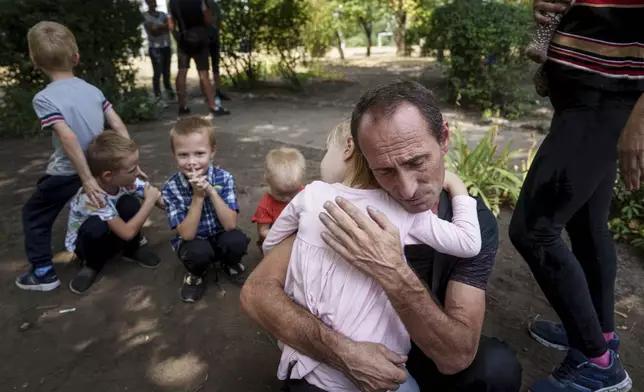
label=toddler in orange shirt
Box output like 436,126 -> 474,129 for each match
252,147 -> 305,252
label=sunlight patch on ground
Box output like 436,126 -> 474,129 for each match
147,353 -> 208,389
117,318 -> 161,355
123,286 -> 156,312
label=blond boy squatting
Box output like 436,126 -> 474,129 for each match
252,148 -> 306,252
162,116 -> 249,303
16,21 -> 142,292
66,132 -> 164,294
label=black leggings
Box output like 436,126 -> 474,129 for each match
149,47 -> 172,97
509,75 -> 640,358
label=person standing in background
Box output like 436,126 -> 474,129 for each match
168,0 -> 227,117
143,0 -> 175,102
206,0 -> 231,110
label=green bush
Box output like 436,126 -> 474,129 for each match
302,0 -> 337,58
112,88 -> 161,125
0,0 -> 142,99
219,0 -> 309,88
609,173 -> 644,250
0,85 -> 42,138
424,0 -> 533,115
0,0 -> 148,137
446,125 -> 535,217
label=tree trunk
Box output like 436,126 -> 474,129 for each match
394,4 -> 407,56
335,30 -> 345,60
361,19 -> 373,57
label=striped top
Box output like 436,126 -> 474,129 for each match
32,77 -> 112,176
547,0 -> 644,91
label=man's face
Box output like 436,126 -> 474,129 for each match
146,0 -> 157,11
358,103 -> 449,213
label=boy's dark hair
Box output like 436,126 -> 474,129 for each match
350,80 -> 444,150
87,131 -> 138,176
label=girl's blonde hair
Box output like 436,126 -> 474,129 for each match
327,120 -> 377,189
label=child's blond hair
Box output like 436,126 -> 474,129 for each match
27,21 -> 79,72
327,120 -> 376,189
265,148 -> 306,191
86,131 -> 138,177
169,115 -> 216,152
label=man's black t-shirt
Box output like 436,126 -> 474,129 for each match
404,191 -> 498,305
169,0 -> 207,32
402,191 -> 499,390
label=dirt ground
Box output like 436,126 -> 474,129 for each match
1,50 -> 643,391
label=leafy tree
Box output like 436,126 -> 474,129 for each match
339,0 -> 384,57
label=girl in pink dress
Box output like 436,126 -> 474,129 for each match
263,121 -> 481,392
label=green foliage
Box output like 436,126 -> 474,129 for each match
303,0 -> 338,58
424,0 -> 533,115
219,0 -> 309,88
0,0 -> 142,99
0,0 -> 152,137
340,0 -> 385,55
0,85 -> 42,138
609,174 -> 644,250
446,126 -> 534,217
112,88 -> 161,125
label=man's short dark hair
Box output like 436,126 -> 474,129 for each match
350,80 -> 444,151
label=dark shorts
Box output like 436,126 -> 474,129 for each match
177,44 -> 210,71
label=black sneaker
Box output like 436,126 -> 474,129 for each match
178,106 -> 191,117
180,273 -> 205,303
166,90 -> 176,101
221,262 -> 247,286
69,266 -> 98,294
15,267 -> 61,292
210,106 -> 231,117
529,319 -> 620,352
124,249 -> 161,269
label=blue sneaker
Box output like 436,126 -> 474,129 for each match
530,349 -> 632,392
15,267 -> 61,291
529,320 -> 620,352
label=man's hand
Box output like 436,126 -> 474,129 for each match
533,0 -> 571,24
340,340 -> 408,392
619,97 -> 644,191
319,197 -> 406,282
83,177 -> 105,208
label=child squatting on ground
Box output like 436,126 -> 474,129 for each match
162,116 -> 249,303
252,147 -> 306,253
16,21 -> 142,292
66,132 -> 164,294
262,120 -> 482,392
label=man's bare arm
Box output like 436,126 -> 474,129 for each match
383,267 -> 485,374
240,235 -> 350,367
240,235 -> 408,392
